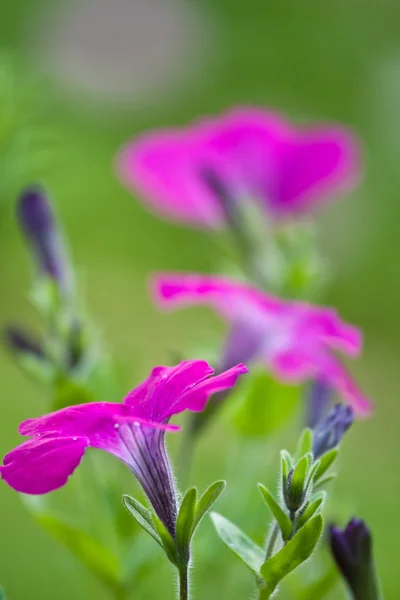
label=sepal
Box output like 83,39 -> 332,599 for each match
258,484 -> 292,541
122,495 -> 163,548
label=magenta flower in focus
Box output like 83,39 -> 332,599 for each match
117,107 -> 360,227
0,360 -> 247,535
151,274 -> 372,416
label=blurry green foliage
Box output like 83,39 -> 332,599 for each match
0,53 -> 54,205
230,369 -> 301,437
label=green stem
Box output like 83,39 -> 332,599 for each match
178,565 -> 189,600
113,586 -> 128,600
257,582 -> 273,600
265,522 -> 280,560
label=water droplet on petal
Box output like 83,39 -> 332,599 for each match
72,437 -> 78,440
114,423 -> 120,429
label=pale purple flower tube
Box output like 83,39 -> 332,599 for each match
0,360 -> 247,536
150,273 -> 372,416
117,106 -> 360,227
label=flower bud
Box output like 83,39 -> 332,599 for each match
329,519 -> 381,600
312,403 -> 354,459
4,326 -> 45,360
17,186 -> 71,295
283,455 -> 310,513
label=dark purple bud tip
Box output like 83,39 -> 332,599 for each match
312,403 -> 354,459
329,519 -> 380,600
17,186 -> 68,288
4,326 -> 45,359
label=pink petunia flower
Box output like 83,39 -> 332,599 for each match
150,274 -> 372,416
117,106 -> 360,227
0,360 -> 247,535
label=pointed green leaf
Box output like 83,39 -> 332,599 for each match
123,494 -> 162,548
296,428 -> 313,459
192,480 -> 226,536
32,513 -> 120,588
280,450 -> 291,495
152,514 -> 179,566
176,488 -> 197,563
286,455 -> 308,511
210,512 -> 264,576
305,459 -> 321,492
315,449 -> 338,481
297,493 -> 326,528
260,514 -> 324,596
258,484 -> 292,541
313,473 -> 337,491
281,450 -> 293,470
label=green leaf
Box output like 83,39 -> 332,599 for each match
313,473 -> 337,490
258,484 -> 292,541
122,495 -> 163,548
0,588 -> 5,600
296,428 -> 313,459
297,494 -> 325,528
32,513 -> 120,588
315,449 -> 338,481
152,514 -> 179,566
280,450 -> 292,494
286,456 -> 309,511
305,459 -> 321,492
231,370 -> 300,437
176,488 -> 197,563
210,512 -> 264,576
192,480 -> 226,536
260,514 -> 324,596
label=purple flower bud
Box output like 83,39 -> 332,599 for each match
312,403 -> 354,459
329,519 -> 380,599
17,187 -> 70,293
306,379 -> 332,428
4,326 -> 45,359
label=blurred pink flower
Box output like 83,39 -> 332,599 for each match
151,274 -> 372,416
1,359 -> 247,535
117,107 -> 360,227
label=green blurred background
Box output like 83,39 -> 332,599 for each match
0,0 -> 399,598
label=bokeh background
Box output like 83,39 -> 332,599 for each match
0,0 -> 399,598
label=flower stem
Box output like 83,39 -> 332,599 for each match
178,565 -> 189,600
265,522 -> 280,560
258,587 -> 271,600
113,586 -> 128,600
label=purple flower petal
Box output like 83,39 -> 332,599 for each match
124,359 -> 247,421
151,273 -> 372,415
0,436 -> 88,494
117,106 -> 360,227
1,359 -> 245,534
